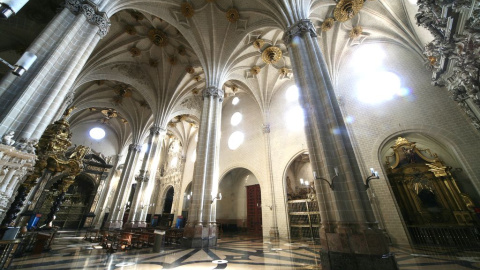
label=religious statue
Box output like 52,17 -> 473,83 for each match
2,131 -> 15,146
25,139 -> 38,154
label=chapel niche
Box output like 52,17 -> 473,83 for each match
385,137 -> 479,246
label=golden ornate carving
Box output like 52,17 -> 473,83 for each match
192,88 -> 199,95
279,67 -> 289,76
321,18 -> 335,32
185,66 -> 195,74
178,46 -> 186,56
181,2 -> 194,18
428,55 -> 437,66
426,161 -> 448,177
168,56 -> 177,65
125,25 -> 136,35
148,29 -> 168,47
349,26 -> 363,39
193,75 -> 201,82
226,8 -> 239,23
253,39 -> 264,49
101,108 -> 118,119
393,137 -> 410,149
261,46 -> 282,65
149,58 -> 158,67
251,66 -> 261,75
334,0 -> 364,22
385,136 -> 477,229
63,106 -> 75,118
129,46 -> 141,57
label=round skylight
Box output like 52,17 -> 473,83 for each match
231,112 -> 242,126
356,71 -> 402,104
232,97 -> 239,105
228,131 -> 244,150
286,85 -> 299,101
89,127 -> 105,140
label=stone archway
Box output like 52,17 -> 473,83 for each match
283,151 -> 319,241
381,136 -> 480,247
217,168 -> 262,236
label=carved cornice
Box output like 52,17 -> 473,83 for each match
65,0 -> 110,38
129,143 -> 142,152
283,19 -> 317,45
202,87 -> 225,101
416,0 -> 480,130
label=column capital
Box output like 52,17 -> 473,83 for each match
262,124 -> 271,134
202,87 -> 224,102
150,125 -> 165,135
129,143 -> 142,152
283,19 -> 317,45
65,0 -> 111,38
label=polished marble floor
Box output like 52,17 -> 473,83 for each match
9,231 -> 480,270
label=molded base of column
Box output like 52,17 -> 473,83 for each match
104,221 -> 122,229
319,227 -> 398,270
125,221 -> 146,228
269,227 -> 279,241
181,223 -> 217,248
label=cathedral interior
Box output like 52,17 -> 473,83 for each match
0,0 -> 479,269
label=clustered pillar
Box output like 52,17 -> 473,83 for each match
105,143 -> 141,229
127,125 -> 165,228
283,19 -> 397,270
183,86 -> 223,248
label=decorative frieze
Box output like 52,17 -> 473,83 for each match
283,19 -> 317,45
65,0 -> 110,38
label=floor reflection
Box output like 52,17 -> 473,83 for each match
8,231 -> 480,270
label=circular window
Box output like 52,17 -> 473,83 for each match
230,112 -> 242,126
232,97 -> 239,105
89,127 -> 105,140
228,131 -> 244,150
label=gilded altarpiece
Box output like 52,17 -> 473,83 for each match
385,137 -> 479,246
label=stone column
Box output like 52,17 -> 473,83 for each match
183,86 -> 223,248
0,168 -> 15,193
126,125 -> 165,228
262,123 -> 280,240
104,143 -> 141,229
283,20 -> 397,270
0,1 -> 109,140
92,154 -> 121,228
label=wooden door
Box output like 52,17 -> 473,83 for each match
246,184 -> 262,236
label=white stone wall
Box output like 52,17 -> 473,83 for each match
336,43 -> 480,245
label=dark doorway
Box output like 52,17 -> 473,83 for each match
163,187 -> 174,213
246,184 -> 262,236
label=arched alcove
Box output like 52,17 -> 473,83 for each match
217,168 -> 261,236
36,173 -> 97,229
284,151 -> 320,241
380,135 -> 480,247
